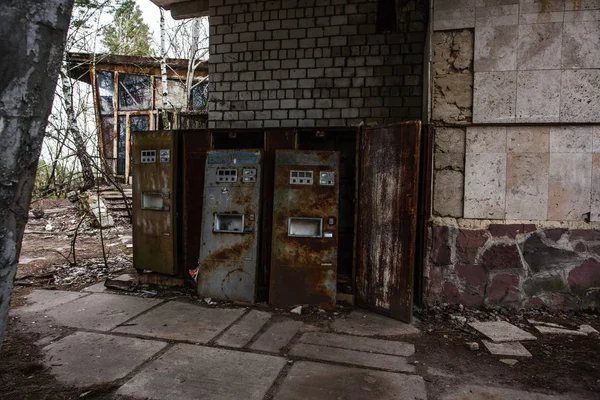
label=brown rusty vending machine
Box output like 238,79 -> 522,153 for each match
197,150 -> 263,302
132,130 -> 178,274
269,150 -> 340,309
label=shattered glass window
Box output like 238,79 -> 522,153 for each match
101,116 -> 114,159
97,71 -> 114,115
192,81 -> 209,111
118,74 -> 151,111
154,78 -> 187,110
117,116 -> 127,175
131,115 -> 149,132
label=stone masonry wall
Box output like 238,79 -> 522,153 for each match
428,223 -> 600,310
427,1 -> 600,309
207,0 -> 428,128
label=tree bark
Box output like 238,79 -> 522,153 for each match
0,0 -> 74,353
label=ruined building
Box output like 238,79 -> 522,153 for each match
137,0 -> 600,316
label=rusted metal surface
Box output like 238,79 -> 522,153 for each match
198,150 -> 263,302
181,130 -> 211,277
356,122 -> 422,323
270,150 -> 340,309
414,125 -> 434,307
132,130 -> 178,275
259,129 -> 297,299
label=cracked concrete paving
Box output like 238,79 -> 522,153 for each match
12,289 -> 583,400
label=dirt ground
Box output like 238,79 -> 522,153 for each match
1,198 -> 599,399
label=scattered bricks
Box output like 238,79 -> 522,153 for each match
480,244 -> 522,270
430,226 -> 451,265
456,230 -> 488,263
488,224 -> 537,239
522,234 -> 579,273
455,264 -> 486,290
568,259 -> 600,293
487,274 -> 521,304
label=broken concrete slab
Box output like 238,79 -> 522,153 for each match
43,331 -> 166,387
250,320 -> 303,353
299,332 -> 415,357
114,301 -> 245,343
215,309 -> 272,348
273,361 -> 426,400
534,325 -> 588,336
442,384 -> 567,400
469,321 -> 537,342
83,274 -> 136,293
482,340 -> 532,357
44,293 -> 162,331
580,324 -> 599,335
14,290 -> 89,314
330,310 -> 420,337
118,343 -> 286,400
289,343 -> 415,373
500,359 -> 519,366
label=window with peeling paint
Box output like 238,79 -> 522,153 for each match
154,78 -> 187,110
101,116 -> 114,159
97,71 -> 114,115
117,116 -> 127,175
118,74 -> 151,111
192,81 -> 209,111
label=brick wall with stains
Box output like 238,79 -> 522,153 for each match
427,0 -> 600,309
207,0 -> 428,129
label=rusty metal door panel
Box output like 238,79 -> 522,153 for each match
270,150 -> 340,309
132,130 -> 178,275
181,130 -> 211,276
260,130 -> 297,295
356,122 -> 422,323
198,150 -> 263,302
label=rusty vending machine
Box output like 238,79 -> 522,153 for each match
132,130 -> 178,274
197,150 -> 263,302
270,150 -> 340,309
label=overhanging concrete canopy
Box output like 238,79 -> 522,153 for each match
151,0 -> 209,20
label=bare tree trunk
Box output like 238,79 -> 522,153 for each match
159,7 -> 170,129
185,18 -> 200,111
0,0 -> 74,353
60,68 -> 95,191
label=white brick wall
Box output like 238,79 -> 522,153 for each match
208,0 -> 428,129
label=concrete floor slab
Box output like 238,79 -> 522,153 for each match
442,384 -> 568,399
469,321 -> 537,342
15,290 -> 89,313
330,311 -> 420,337
215,309 -> 272,348
250,320 -> 303,353
289,343 -> 415,373
534,325 -> 588,336
114,301 -> 245,343
483,340 -> 533,357
43,332 -> 167,387
44,293 -> 162,331
299,332 -> 415,357
118,343 -> 286,400
273,361 -> 426,400
83,274 -> 136,293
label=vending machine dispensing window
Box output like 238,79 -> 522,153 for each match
197,150 -> 263,302
269,150 -> 340,309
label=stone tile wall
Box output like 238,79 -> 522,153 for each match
207,0 -> 428,129
427,224 -> 600,309
464,125 -> 600,221
433,0 -> 600,124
